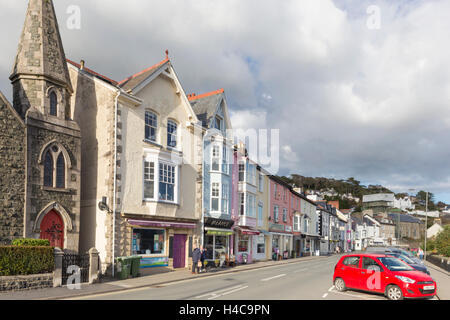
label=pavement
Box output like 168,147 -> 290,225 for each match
0,255 -> 325,300
424,260 -> 450,300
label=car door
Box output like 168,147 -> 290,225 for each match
339,256 -> 362,289
359,257 -> 386,293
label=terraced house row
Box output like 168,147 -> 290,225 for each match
0,0 -> 354,276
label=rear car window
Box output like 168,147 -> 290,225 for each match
342,256 -> 360,268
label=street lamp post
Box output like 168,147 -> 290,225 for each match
424,192 -> 428,262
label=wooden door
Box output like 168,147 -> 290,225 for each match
40,210 -> 64,248
173,234 -> 187,268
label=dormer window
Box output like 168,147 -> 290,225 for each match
49,91 -> 57,116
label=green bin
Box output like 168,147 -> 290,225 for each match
130,256 -> 141,278
116,257 -> 132,280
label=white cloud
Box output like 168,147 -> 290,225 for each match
1,0 -> 449,202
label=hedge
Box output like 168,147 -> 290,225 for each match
12,238 -> 50,247
0,246 -> 55,276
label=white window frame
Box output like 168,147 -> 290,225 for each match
158,162 -> 177,202
211,182 -> 220,212
167,119 -> 178,148
239,193 -> 245,216
258,203 -> 263,227
238,161 -> 245,182
222,182 -> 229,215
294,215 -> 300,232
211,144 -> 221,172
258,172 -> 264,192
145,110 -> 158,143
283,208 -> 288,223
143,161 -> 155,200
274,205 -> 279,223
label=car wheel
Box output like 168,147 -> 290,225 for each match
386,285 -> 404,300
334,278 -> 347,292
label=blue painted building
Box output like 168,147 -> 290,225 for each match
188,89 -> 235,265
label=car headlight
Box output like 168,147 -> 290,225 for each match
395,275 -> 416,284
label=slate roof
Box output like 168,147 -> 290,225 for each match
67,59 -> 118,86
118,58 -> 170,91
388,213 -> 423,224
188,89 -> 224,128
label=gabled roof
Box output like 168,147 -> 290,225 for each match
188,89 -> 225,129
67,59 -> 118,86
0,90 -> 25,126
118,57 -> 170,92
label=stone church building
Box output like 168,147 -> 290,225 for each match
0,0 -> 81,252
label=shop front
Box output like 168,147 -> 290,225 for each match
269,223 -> 293,260
128,219 -> 197,270
234,226 -> 260,264
203,217 -> 234,267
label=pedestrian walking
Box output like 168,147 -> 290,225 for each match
192,244 -> 201,274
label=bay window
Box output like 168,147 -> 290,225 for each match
239,193 -> 245,215
211,145 -> 220,171
144,161 -> 155,199
211,183 -> 220,212
222,183 -> 229,214
238,161 -> 245,182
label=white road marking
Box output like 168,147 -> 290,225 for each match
322,293 -> 328,298
195,285 -> 244,299
205,285 -> 249,300
328,286 -> 335,292
261,274 -> 286,282
109,283 -> 133,288
293,268 -> 307,273
328,289 -> 385,300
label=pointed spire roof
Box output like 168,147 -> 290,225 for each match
10,0 -> 73,92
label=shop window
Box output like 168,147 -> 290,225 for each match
257,243 -> 265,254
132,229 -> 165,255
238,235 -> 249,252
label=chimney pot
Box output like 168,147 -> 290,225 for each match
80,60 -> 85,70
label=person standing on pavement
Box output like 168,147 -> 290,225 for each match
418,247 -> 424,260
201,247 -> 207,272
192,244 -> 201,274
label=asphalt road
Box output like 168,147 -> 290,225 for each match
67,254 -> 441,301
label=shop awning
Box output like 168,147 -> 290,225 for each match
127,219 -> 196,229
235,226 -> 260,235
205,227 -> 234,236
258,230 -> 271,236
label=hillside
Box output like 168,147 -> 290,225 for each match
277,174 -> 393,210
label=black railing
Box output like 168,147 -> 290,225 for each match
62,253 -> 90,285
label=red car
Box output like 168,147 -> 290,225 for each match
333,253 -> 437,300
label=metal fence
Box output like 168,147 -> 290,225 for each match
62,253 -> 90,285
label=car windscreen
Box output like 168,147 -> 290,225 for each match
377,257 -> 415,271
398,254 -> 416,265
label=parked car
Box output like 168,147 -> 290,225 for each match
333,253 -> 437,300
386,252 -> 430,275
367,249 -> 430,275
387,247 -> 423,265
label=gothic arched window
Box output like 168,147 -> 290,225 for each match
44,151 -> 53,187
50,91 -> 57,116
56,153 -> 65,189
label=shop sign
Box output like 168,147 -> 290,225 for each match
206,230 -> 233,236
269,223 -> 285,232
205,217 -> 234,229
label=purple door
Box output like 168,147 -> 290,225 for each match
173,234 -> 187,268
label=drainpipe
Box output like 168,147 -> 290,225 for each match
112,92 -> 119,278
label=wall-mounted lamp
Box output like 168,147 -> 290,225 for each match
98,196 -> 112,214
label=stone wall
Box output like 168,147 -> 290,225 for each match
0,273 -> 53,292
426,254 -> 450,273
25,120 -> 81,252
0,96 -> 26,244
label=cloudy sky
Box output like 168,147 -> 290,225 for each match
1,0 -> 449,203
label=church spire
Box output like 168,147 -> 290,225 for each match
10,0 -> 73,118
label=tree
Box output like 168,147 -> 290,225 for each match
434,225 -> 450,257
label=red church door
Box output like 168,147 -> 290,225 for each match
40,210 -> 64,248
